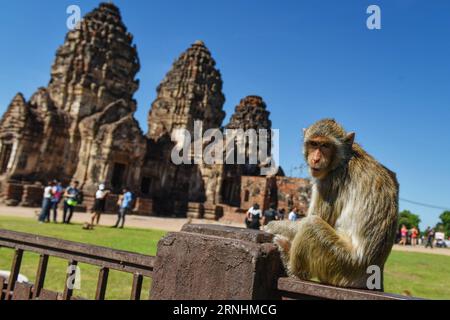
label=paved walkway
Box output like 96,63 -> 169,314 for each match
0,205 -> 245,232
0,205 -> 449,257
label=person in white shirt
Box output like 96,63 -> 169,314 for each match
246,203 -> 262,230
90,184 -> 109,226
38,181 -> 55,223
288,207 -> 299,222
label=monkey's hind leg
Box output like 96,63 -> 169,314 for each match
268,234 -> 291,276
289,215 -> 363,287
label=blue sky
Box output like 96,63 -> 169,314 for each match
0,0 -> 449,229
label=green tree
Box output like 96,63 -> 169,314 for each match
435,211 -> 450,237
398,210 -> 421,230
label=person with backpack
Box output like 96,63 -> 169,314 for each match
113,187 -> 133,229
63,181 -> 81,224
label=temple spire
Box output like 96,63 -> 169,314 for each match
147,41 -> 225,140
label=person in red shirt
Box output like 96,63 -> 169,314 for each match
410,226 -> 418,246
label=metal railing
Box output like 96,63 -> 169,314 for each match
0,229 -> 155,300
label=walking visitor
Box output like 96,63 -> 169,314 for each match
50,180 -> 63,223
113,187 -> 133,229
288,207 -> 299,221
262,204 -> 278,226
246,203 -> 262,230
91,184 -> 109,226
38,181 -> 55,223
63,181 -> 81,224
425,227 -> 435,249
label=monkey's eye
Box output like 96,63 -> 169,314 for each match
309,141 -> 319,148
321,143 -> 331,149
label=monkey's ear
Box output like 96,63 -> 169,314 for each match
345,132 -> 355,145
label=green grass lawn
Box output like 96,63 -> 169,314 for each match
0,216 -> 166,300
384,250 -> 450,299
1,216 -> 449,300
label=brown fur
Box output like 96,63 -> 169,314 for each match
265,119 -> 398,289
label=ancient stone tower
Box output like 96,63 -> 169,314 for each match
227,96 -> 272,131
144,41 -> 227,215
48,2 -> 140,121
221,96 -> 273,206
147,40 -> 225,141
0,2 -> 145,195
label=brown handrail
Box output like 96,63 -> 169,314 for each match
277,277 -> 421,300
0,229 -> 156,300
0,229 -> 155,276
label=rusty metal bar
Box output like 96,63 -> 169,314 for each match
0,229 -> 154,277
32,254 -> 49,299
5,248 -> 23,300
63,260 -> 78,300
277,277 -> 420,300
130,273 -> 143,300
95,267 -> 109,300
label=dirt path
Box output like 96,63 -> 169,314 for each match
392,244 -> 450,257
0,205 -> 245,232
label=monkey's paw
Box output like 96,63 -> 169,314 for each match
273,235 -> 291,255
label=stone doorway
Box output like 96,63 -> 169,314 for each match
140,177 -> 152,195
0,144 -> 13,174
111,163 -> 127,192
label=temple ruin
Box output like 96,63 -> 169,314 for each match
0,2 -> 310,220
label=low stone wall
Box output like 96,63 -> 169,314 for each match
3,183 -> 24,206
151,224 -> 283,300
20,184 -> 44,207
219,204 -> 246,224
133,197 -> 153,216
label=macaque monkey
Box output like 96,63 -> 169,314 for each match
265,119 -> 398,289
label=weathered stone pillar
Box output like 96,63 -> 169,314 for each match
150,224 -> 283,300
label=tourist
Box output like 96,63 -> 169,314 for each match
288,207 -> 299,222
246,203 -> 262,230
91,184 -> 109,226
277,208 -> 286,220
63,181 -> 81,224
262,204 -> 278,226
399,225 -> 408,245
49,180 -> 63,223
425,227 -> 435,249
113,187 -> 133,229
410,226 -> 419,246
38,181 -> 55,223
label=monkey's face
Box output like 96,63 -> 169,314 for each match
305,137 -> 336,179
